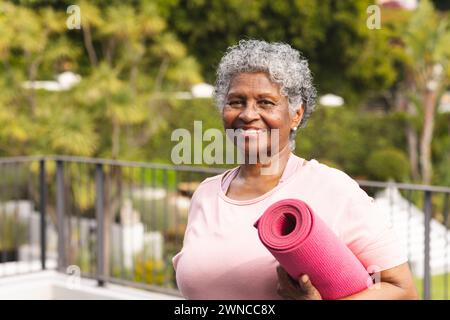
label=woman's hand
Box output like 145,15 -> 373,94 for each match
276,263 -> 418,300
276,265 -> 322,300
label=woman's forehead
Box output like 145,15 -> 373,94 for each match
227,72 -> 282,96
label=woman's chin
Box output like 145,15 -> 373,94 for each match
237,144 -> 274,163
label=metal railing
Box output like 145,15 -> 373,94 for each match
0,155 -> 449,299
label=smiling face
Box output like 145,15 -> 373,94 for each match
222,72 -> 303,159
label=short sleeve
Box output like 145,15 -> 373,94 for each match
339,189 -> 408,272
172,250 -> 182,272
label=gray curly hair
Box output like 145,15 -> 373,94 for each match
213,39 -> 317,132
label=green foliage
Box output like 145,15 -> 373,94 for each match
388,0 -> 450,185
433,113 -> 450,186
0,1 -> 203,159
0,214 -> 28,251
296,106 -> 408,179
365,148 -> 410,182
144,97 -> 227,166
164,0 -> 399,102
0,0 -> 449,187
133,258 -> 167,286
110,257 -> 169,287
415,273 -> 450,300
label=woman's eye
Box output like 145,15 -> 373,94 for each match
259,100 -> 275,106
229,100 -> 244,106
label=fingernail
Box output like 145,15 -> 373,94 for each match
301,275 -> 309,283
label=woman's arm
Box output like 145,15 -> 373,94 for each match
276,262 -> 418,300
340,263 -> 418,300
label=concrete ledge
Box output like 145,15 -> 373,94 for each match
0,270 -> 183,300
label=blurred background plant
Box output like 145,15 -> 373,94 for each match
0,213 -> 28,254
133,258 -> 167,286
0,0 -> 448,187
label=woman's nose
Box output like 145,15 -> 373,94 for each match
238,101 -> 260,122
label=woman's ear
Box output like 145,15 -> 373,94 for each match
291,104 -> 304,129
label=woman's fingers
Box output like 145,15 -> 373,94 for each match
297,274 -> 322,300
276,283 -> 292,300
276,265 -> 301,297
297,274 -> 313,294
276,265 -> 323,300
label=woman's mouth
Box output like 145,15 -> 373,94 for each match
236,128 -> 268,137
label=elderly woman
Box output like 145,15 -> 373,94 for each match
172,40 -> 417,300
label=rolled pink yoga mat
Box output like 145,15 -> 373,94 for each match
253,199 -> 372,300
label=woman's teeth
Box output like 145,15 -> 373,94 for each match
237,129 -> 267,135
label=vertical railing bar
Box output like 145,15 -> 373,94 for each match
443,192 -> 449,300
67,162 -> 74,269
68,162 -> 76,270
0,163 -> 5,272
140,166 -> 147,284
0,163 -> 2,268
95,163 -> 105,287
151,168 -> 156,283
407,189 -> 412,264
128,166 -> 135,281
173,170 -> 180,290
123,166 -> 128,280
75,162 -> 83,273
76,163 -> 83,273
56,160 -> 66,272
91,164 -> 96,276
118,166 -> 125,281
26,162 -> 32,272
107,165 -> 113,280
39,161 -> 48,270
13,163 -> 19,275
174,170 -> 179,254
423,190 -> 432,300
86,163 -> 92,276
163,169 -> 169,287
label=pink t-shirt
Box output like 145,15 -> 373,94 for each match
172,153 -> 407,300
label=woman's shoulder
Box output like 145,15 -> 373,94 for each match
298,157 -> 362,196
189,168 -> 234,201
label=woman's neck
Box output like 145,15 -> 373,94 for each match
238,144 -> 292,180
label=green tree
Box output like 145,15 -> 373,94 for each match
392,0 -> 450,185
164,0 -> 398,103
0,1 -> 203,159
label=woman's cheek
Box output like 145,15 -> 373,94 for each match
222,109 -> 238,126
